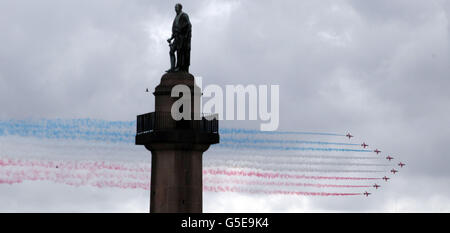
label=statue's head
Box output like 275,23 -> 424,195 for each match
175,3 -> 182,14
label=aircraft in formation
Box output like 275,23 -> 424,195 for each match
345,132 -> 405,197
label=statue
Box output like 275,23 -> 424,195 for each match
166,3 -> 192,73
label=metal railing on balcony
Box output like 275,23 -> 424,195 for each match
136,112 -> 219,135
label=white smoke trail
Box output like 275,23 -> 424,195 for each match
203,160 -> 387,173
205,156 -> 389,167
203,177 -> 371,188
203,185 -> 362,196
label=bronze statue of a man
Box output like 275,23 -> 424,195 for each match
166,3 -> 192,73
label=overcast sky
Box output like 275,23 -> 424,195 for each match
1,0 -> 450,212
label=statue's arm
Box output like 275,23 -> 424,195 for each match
167,25 -> 175,43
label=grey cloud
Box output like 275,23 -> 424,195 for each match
1,0 -> 449,212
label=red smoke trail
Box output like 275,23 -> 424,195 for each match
1,158 -> 381,181
204,168 -> 381,180
204,177 -> 372,188
0,157 -> 150,173
0,157 -> 382,195
91,180 -> 149,190
0,167 -> 369,196
0,178 -> 22,185
0,174 -> 151,190
0,175 -> 362,196
203,185 -> 362,196
0,175 -> 151,190
2,158 -> 383,179
0,167 -> 150,189
0,166 -> 372,190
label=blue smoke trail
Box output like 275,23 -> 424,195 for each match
212,153 -> 380,160
0,119 -> 135,143
215,143 -> 371,152
0,119 -> 351,149
220,137 -> 359,146
220,128 -> 345,136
